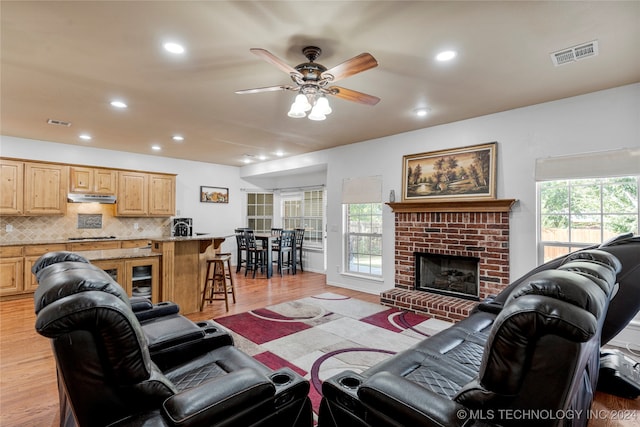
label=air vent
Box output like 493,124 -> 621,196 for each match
551,40 -> 599,66
47,118 -> 72,127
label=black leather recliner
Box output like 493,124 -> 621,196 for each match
33,252 -> 313,427
319,249 -> 622,427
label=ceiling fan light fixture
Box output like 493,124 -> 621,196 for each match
315,96 -> 332,115
308,107 -> 326,121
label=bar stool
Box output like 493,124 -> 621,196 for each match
200,253 -> 236,311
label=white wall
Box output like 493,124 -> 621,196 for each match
242,83 -> 640,295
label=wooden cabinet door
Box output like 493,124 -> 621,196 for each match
125,258 -> 159,303
116,171 -> 148,216
149,174 -> 175,216
92,259 -> 125,289
69,166 -> 93,193
70,167 -> 116,194
0,159 -> 24,215
0,256 -> 24,295
24,162 -> 68,215
94,169 -> 117,194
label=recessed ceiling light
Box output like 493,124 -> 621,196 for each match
242,158 -> 252,164
79,134 -> 92,141
172,135 -> 184,142
151,145 -> 162,151
275,151 -> 284,157
258,155 -> 267,161
110,100 -> 127,109
163,42 -> 185,54
435,50 -> 457,62
414,107 -> 431,117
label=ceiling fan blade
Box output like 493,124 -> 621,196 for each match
235,85 -> 295,94
328,86 -> 380,106
250,48 -> 302,77
321,53 -> 378,82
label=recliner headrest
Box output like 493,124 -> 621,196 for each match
34,263 -> 130,314
31,251 -> 90,276
562,249 -> 621,273
505,269 -> 609,319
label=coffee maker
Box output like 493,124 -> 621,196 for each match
171,218 -> 193,237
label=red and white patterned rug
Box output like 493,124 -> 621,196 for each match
214,292 -> 452,420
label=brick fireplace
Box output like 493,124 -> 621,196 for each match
381,199 -> 516,322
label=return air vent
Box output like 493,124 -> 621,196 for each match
550,40 -> 599,66
47,118 -> 72,127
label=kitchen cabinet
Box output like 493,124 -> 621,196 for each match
116,171 -> 175,217
116,171 -> 148,216
69,166 -> 117,195
0,159 -> 24,215
24,162 -> 68,215
120,239 -> 151,249
92,257 -> 160,303
0,246 -> 23,296
149,174 -> 175,216
92,259 -> 125,286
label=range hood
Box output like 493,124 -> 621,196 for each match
67,193 -> 117,204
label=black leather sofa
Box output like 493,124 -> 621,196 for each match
32,251 -> 313,427
319,246 -> 627,427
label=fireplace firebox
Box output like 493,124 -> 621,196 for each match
415,252 -> 480,301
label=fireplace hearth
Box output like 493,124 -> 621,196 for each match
415,252 -> 479,301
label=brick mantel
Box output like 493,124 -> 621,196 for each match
381,198 -> 516,322
387,199 -> 517,213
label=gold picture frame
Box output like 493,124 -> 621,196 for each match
402,142 -> 497,202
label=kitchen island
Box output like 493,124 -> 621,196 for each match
151,235 -> 230,315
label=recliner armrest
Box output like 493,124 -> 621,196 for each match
358,372 -> 470,427
162,368 -> 276,426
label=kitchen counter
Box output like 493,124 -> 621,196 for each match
0,236 -> 159,247
150,234 -> 232,315
74,247 -> 160,261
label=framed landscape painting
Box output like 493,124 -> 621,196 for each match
200,186 -> 229,203
401,142 -> 497,202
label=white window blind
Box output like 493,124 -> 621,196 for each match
535,148 -> 640,181
342,176 -> 382,204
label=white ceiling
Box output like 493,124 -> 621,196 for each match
2,1 -> 639,167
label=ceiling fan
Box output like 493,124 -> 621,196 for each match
235,46 -> 380,120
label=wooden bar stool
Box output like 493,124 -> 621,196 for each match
200,253 -> 236,311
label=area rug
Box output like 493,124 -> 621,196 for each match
213,292 -> 452,420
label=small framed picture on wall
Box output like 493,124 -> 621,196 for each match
200,186 -> 229,203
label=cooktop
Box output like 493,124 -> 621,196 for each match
68,236 -> 117,241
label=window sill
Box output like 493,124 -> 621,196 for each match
340,272 -> 385,282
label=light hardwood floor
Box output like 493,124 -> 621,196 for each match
1,270 -> 638,426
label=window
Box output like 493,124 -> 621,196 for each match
281,189 -> 325,248
246,192 -> 273,233
345,203 -> 383,276
539,176 -> 639,262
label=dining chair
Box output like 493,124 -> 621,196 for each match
275,229 -> 295,275
234,228 -> 250,273
294,228 -> 305,272
244,229 -> 268,278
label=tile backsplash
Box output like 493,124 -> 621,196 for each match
0,204 -> 170,243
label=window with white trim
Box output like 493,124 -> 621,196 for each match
538,176 -> 638,262
344,203 -> 383,276
341,176 -> 383,277
281,189 -> 325,249
246,192 -> 273,233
